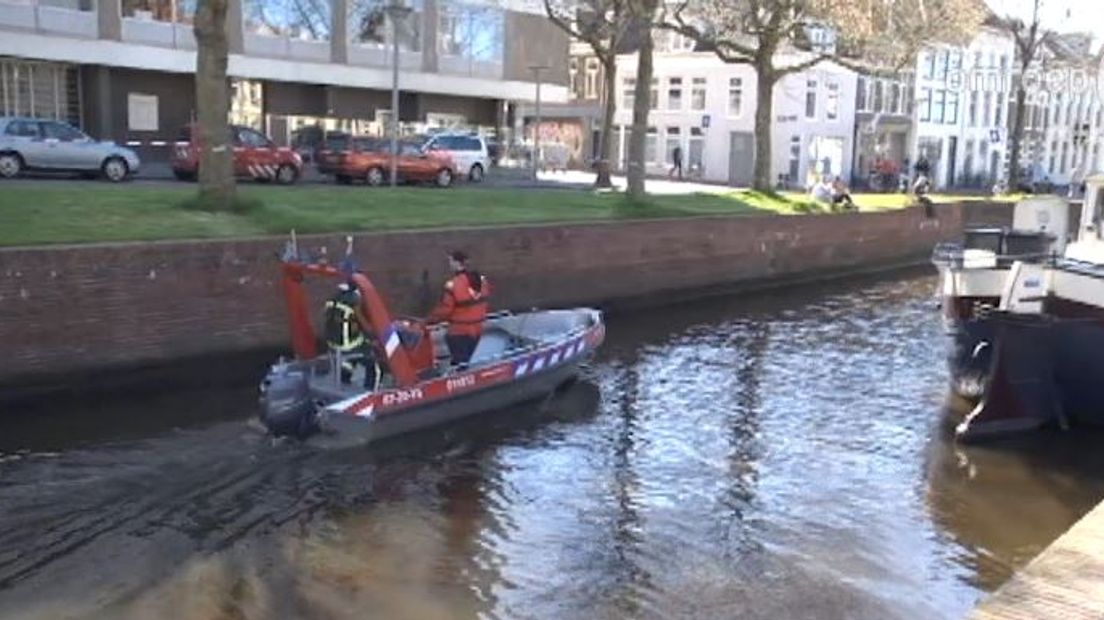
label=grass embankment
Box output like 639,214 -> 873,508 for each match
0,183 -> 1015,247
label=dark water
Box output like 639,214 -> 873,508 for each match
3,272 -> 1104,620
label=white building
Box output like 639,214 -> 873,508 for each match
612,42 -> 857,187
1016,33 -> 1104,188
911,25 -> 1016,190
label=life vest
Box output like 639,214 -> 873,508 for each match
324,290 -> 365,352
443,271 -> 490,337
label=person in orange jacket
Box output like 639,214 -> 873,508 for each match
428,250 -> 491,368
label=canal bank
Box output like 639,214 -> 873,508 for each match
968,498 -> 1104,619
0,203 -> 1001,396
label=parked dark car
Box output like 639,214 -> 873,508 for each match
291,126 -> 350,166
314,132 -> 354,176
0,116 -> 139,182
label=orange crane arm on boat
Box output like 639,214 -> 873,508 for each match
279,261 -> 426,388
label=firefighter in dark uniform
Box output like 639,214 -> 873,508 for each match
324,281 -> 381,389
428,250 -> 491,368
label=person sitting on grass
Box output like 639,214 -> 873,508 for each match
831,177 -> 856,211
810,176 -> 834,205
913,174 -> 935,217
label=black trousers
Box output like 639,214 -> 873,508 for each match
446,334 -> 480,366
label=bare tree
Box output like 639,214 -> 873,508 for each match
194,0 -> 235,209
1001,0 -> 1049,190
667,0 -> 985,192
544,0 -> 632,188
625,0 -> 658,199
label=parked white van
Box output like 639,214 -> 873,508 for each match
423,134 -> 489,182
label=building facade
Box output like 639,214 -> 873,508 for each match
516,39 -> 605,169
0,0 -> 568,161
1014,33 -> 1103,189
853,71 -> 914,189
613,45 -> 857,186
908,27 -> 1015,190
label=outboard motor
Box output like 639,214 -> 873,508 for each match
259,360 -> 317,437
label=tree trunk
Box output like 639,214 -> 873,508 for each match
752,63 -> 775,192
594,57 -> 617,189
194,0 -> 235,210
626,17 -> 654,200
1007,85 -> 1027,191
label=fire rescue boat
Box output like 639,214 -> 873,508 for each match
259,238 -> 606,445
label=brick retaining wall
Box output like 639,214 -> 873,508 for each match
0,204 -> 966,392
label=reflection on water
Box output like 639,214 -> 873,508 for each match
2,271 -> 1103,620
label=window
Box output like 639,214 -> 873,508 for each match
964,139 -> 974,180
1061,142 -> 1069,173
932,89 -> 946,123
1054,93 -> 1062,125
807,135 -> 844,178
128,92 -> 159,131
873,81 -> 884,112
665,127 -> 680,164
688,127 -> 704,170
788,135 -> 801,182
946,92 -> 959,124
919,87 -> 932,121
41,121 -> 85,141
1000,55 -> 1008,72
585,59 -> 599,99
568,58 -> 581,97
645,127 -> 657,163
690,78 -> 706,111
805,79 -> 817,119
728,77 -> 743,116
1049,140 -> 1058,174
905,84 -> 915,114
1096,105 -> 1103,128
995,93 -> 1004,127
968,91 -> 978,126
437,4 -> 503,62
4,120 -> 40,138
667,77 -> 682,110
353,137 -> 386,152
983,91 -> 992,126
890,83 -> 901,114
856,76 -> 867,111
935,50 -> 949,81
622,78 -> 635,111
923,51 -> 935,79
245,0 -> 331,41
123,0 -> 193,23
649,78 -> 658,110
236,127 -> 272,148
826,82 -> 839,120
974,51 -> 982,68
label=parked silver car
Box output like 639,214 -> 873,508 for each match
0,117 -> 140,182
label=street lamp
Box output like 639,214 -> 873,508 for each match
529,65 -> 549,180
385,1 -> 413,188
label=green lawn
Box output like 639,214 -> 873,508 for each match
0,183 -> 1017,247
